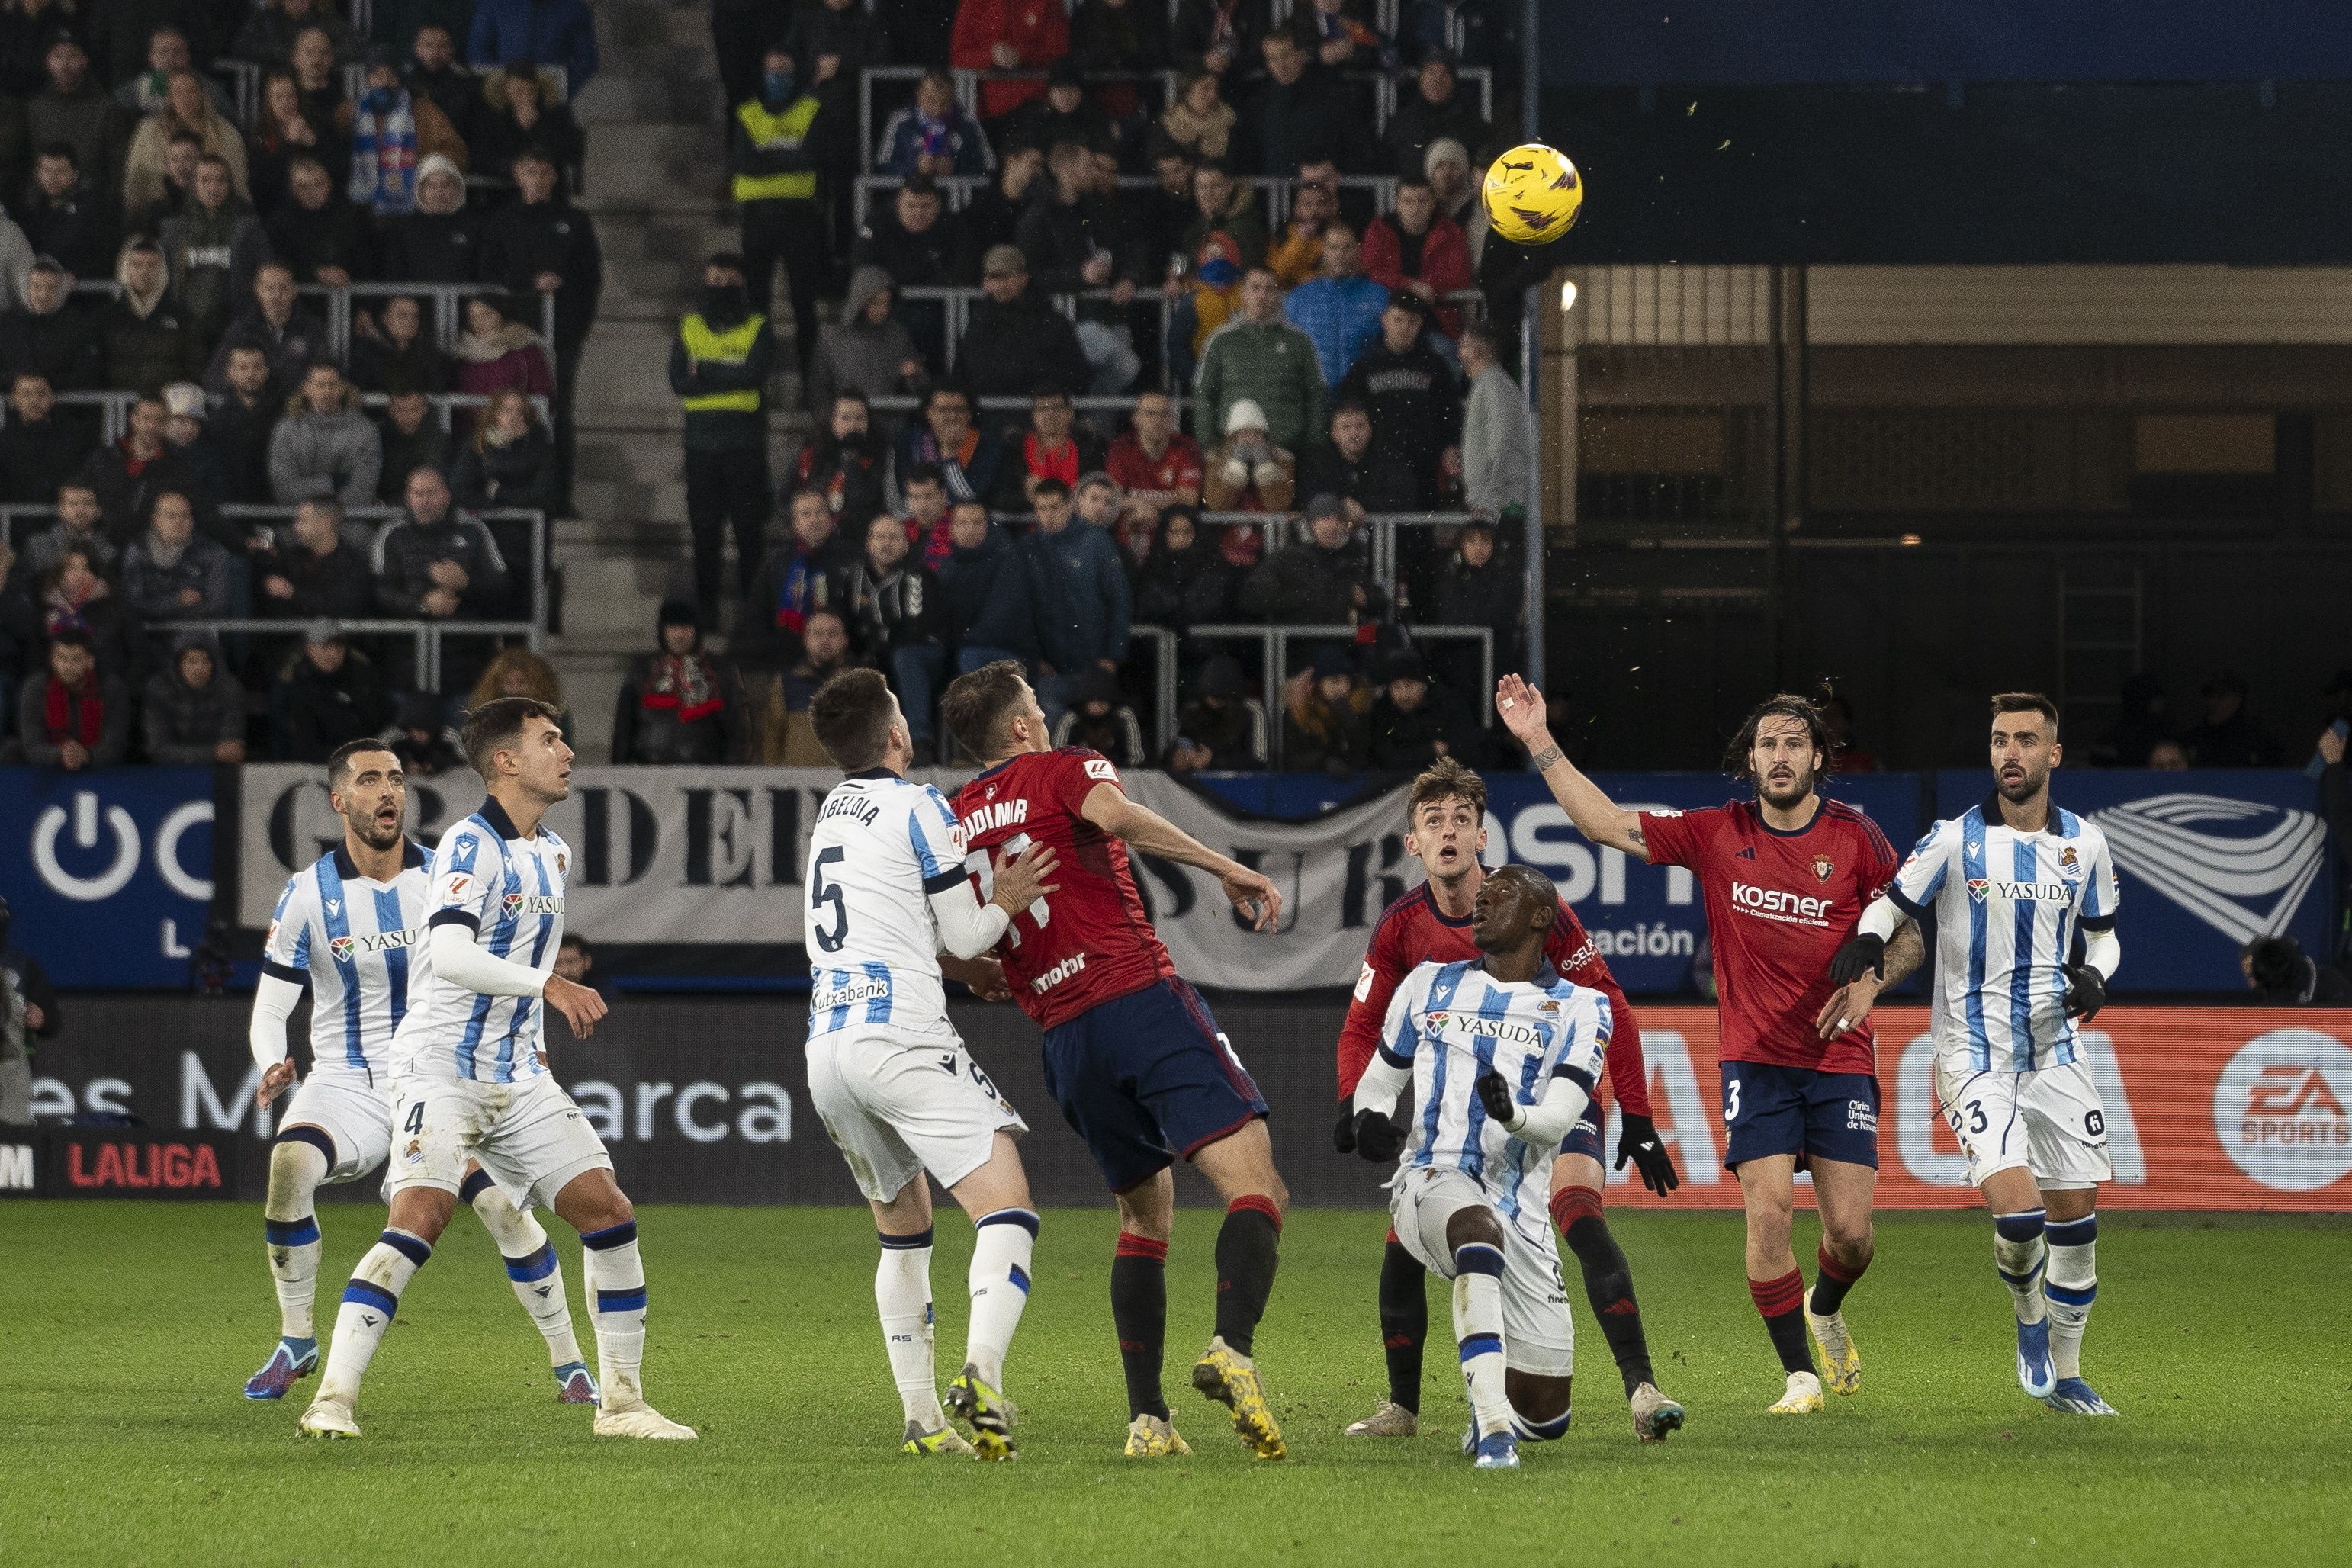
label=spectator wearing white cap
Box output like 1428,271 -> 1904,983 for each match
1199,395 -> 1296,556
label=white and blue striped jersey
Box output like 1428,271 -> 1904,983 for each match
803,770 -> 969,1046
262,843 -> 432,1077
391,796 -> 569,1082
1376,959 -> 1612,1233
1890,797 -> 2120,1072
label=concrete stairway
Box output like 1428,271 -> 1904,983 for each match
555,0 -> 811,754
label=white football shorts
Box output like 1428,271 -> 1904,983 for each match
1935,1058 -> 2113,1190
1390,1165 -> 1575,1378
387,1072 -> 612,1210
807,1028 -> 1027,1203
279,1066 -> 394,1184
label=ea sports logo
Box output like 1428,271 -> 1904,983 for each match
2212,1030 -> 2352,1191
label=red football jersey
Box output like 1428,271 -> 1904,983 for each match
950,748 -> 1177,1030
1334,884 -> 1652,1118
1637,797 -> 1900,1075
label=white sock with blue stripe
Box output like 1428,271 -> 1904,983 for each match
316,1229 -> 432,1407
581,1220 -> 649,1406
2044,1213 -> 2097,1379
463,1169 -> 583,1367
1451,1242 -> 1514,1440
263,1134 -> 332,1339
1993,1209 -> 2048,1325
877,1229 -> 944,1427
966,1210 -> 1038,1390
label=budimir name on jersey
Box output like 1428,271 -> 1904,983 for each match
961,798 -> 1030,836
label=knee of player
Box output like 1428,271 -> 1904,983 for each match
1445,1206 -> 1506,1254
1507,1372 -> 1573,1426
1823,1216 -> 1875,1258
577,1192 -> 635,1234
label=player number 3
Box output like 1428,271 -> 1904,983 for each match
1724,1078 -> 1740,1123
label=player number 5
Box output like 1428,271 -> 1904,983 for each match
811,846 -> 850,953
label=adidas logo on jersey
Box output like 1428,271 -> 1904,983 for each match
503,893 -> 564,917
1030,952 -> 1088,994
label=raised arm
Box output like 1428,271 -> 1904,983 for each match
1081,782 -> 1282,931
1494,673 -> 1650,860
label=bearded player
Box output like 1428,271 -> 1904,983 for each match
1830,694 -> 2122,1415
1497,675 -> 1922,1414
1335,759 -> 1685,1443
941,661 -> 1290,1461
246,739 -> 595,1406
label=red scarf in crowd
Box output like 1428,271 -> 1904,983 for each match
638,654 -> 722,725
43,676 -> 105,747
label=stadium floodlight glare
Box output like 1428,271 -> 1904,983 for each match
1560,280 -> 1579,313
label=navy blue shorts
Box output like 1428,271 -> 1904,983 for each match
1040,978 -> 1268,1194
1720,1061 -> 1879,1170
1560,1102 -> 1605,1165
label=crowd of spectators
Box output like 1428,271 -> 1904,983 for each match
0,0 -> 599,764
674,0 -> 1547,768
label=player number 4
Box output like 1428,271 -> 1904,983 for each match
403,1100 -> 425,1135
970,834 -> 1052,946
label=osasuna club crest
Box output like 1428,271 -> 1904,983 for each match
1813,855 -> 1834,882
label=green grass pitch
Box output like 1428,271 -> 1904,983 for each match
3,1203 -> 2346,1565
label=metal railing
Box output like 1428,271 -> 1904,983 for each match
1200,509 -> 1483,607
1,503 -> 550,664
11,390 -> 545,447
62,279 -> 555,391
214,59 -> 567,138
854,172 -> 1401,231
144,616 -> 538,691
860,64 -> 1180,176
856,61 -> 1487,178
1135,621 -> 1494,765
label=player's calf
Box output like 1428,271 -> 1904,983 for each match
301,1225 -> 435,1435
249,1132 -> 332,1399
461,1166 -> 592,1400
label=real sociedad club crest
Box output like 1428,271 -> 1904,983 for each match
2089,792 -> 2327,945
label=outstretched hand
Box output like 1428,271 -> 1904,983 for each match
255,1059 -> 297,1107
1495,674 -> 1552,750
1473,1068 -> 1518,1128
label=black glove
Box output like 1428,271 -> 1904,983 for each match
1332,1102 -> 1358,1155
1614,1111 -> 1680,1197
1828,931 -> 1887,985
1352,1108 -> 1403,1163
1473,1069 -> 1517,1128
2064,962 -> 2108,1021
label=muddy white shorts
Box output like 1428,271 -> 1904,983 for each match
1389,1165 -> 1575,1377
280,1067 -> 394,1184
1935,1057 -> 2113,1190
387,1071 -> 612,1210
807,1028 -> 1027,1203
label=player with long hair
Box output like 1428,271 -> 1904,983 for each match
1496,676 -> 1923,1414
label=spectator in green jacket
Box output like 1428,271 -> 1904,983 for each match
1194,266 -> 1324,454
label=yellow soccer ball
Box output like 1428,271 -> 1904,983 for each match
1481,143 -> 1584,245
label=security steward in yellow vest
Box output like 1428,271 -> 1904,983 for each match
732,40 -> 838,375
667,252 -> 777,619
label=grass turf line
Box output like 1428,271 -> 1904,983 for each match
1,1204 -> 2345,1565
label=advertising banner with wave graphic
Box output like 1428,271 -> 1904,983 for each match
1935,770 -> 2335,993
